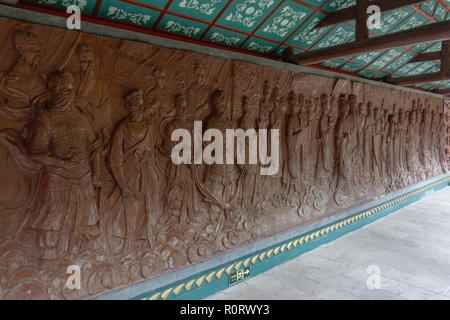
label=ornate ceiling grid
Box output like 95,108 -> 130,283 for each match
23,0 -> 450,92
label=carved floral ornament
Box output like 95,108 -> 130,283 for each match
0,17 -> 447,299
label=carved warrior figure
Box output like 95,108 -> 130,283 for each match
105,89 -> 161,255
26,72 -> 101,260
203,90 -> 239,223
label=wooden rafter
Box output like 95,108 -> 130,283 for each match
409,51 -> 441,63
433,88 -> 450,95
315,0 -> 429,29
385,41 -> 450,86
385,72 -> 449,86
286,20 -> 450,65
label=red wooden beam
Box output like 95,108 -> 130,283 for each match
409,51 -> 441,63
434,88 -> 450,95
315,0 -> 429,29
385,72 -> 449,86
386,41 -> 450,86
288,20 -> 450,65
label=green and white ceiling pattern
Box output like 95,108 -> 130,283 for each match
22,0 -> 450,92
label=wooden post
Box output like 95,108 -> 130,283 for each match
355,0 -> 369,41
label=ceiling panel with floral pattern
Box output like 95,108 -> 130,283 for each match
22,0 -> 450,92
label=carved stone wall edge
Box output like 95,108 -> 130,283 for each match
0,4 -> 444,100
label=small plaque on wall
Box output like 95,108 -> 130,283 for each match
229,267 -> 251,285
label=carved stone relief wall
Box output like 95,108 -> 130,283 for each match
445,99 -> 450,169
0,17 -> 447,299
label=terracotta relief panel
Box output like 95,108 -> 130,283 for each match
445,99 -> 450,169
0,17 -> 447,299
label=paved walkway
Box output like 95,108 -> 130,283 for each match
206,187 -> 450,300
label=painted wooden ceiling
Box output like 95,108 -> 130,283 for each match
22,0 -> 450,92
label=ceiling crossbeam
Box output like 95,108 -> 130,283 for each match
285,20 -> 450,65
409,51 -> 441,63
315,0 -> 429,29
385,40 -> 450,86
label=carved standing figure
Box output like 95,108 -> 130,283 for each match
285,91 -> 302,193
239,93 -> 260,210
26,72 -> 101,260
74,43 -> 113,141
203,90 -> 238,224
0,28 -> 46,131
160,92 -> 209,225
106,89 -> 161,256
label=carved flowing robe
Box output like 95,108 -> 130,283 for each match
27,106 -> 99,260
334,112 -> 359,198
0,61 -> 46,127
203,113 -> 238,212
0,61 -> 47,213
106,118 -> 161,254
160,115 -> 199,225
74,69 -> 113,139
239,110 -> 259,207
405,123 -> 420,175
286,110 -> 301,191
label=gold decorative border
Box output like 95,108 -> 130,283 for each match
141,177 -> 450,300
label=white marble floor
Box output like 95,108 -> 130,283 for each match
206,187 -> 450,300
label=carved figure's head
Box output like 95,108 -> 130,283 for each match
125,89 -> 145,119
77,43 -> 95,66
211,89 -> 226,117
154,66 -> 167,89
174,93 -> 187,117
193,61 -> 206,87
14,29 -> 40,67
48,72 -> 76,107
